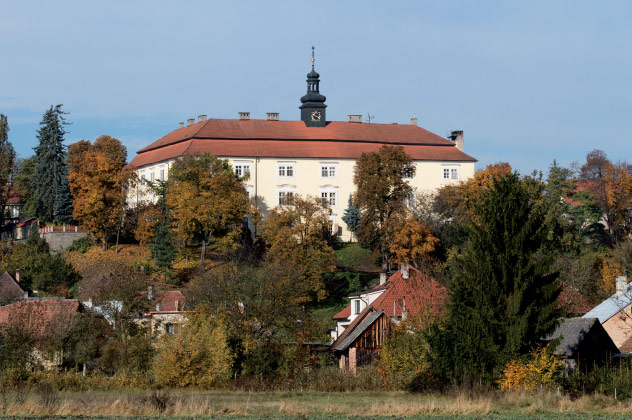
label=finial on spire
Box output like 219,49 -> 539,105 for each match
311,46 -> 315,70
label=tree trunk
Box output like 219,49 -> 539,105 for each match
200,232 -> 208,274
115,228 -> 121,254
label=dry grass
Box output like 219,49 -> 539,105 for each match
0,389 -> 632,417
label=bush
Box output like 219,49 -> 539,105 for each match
66,236 -> 91,253
498,344 -> 564,391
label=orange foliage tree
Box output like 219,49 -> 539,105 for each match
389,216 -> 439,270
166,153 -> 251,273
67,136 -> 131,249
262,195 -> 337,303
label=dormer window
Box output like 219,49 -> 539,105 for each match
354,299 -> 361,314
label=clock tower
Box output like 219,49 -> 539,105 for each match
300,47 -> 327,127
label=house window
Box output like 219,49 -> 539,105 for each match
160,168 -> 165,181
150,172 -> 155,182
320,163 -> 338,178
354,299 -> 360,314
406,187 -> 417,208
244,185 -> 253,199
234,161 -> 252,178
278,162 -> 295,177
328,215 -> 337,235
442,165 -> 459,181
278,186 -> 296,206
320,186 -> 338,208
166,323 -> 175,335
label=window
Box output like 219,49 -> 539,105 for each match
244,185 -> 253,199
328,215 -> 337,235
442,165 -> 460,181
321,191 -> 336,207
159,169 -> 165,181
150,172 -> 155,182
234,161 -> 252,178
278,162 -> 295,177
354,299 -> 361,314
320,163 -> 338,178
278,186 -> 296,206
166,323 -> 175,335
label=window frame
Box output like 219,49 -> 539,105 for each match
277,161 -> 296,178
277,185 -> 296,206
319,162 -> 338,179
234,160 -> 252,178
442,164 -> 460,181
319,186 -> 338,208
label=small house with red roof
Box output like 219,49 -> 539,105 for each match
331,263 -> 447,372
142,286 -> 189,336
0,271 -> 28,304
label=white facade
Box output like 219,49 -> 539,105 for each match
130,156 -> 475,241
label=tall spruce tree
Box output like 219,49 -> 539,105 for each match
427,172 -> 561,382
150,218 -> 177,276
32,105 -> 68,223
53,170 -> 74,224
0,114 -> 16,226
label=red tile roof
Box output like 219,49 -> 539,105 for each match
331,266 -> 447,350
333,305 -> 351,320
2,186 -> 25,205
145,290 -> 186,313
129,119 -> 476,168
558,283 -> 592,316
0,299 -> 81,340
0,272 -> 26,303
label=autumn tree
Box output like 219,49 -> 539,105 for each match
67,136 -> 130,249
354,145 -> 414,272
579,150 -> 632,244
389,216 -> 439,270
262,195 -> 337,302
32,104 -> 69,222
427,173 -> 562,382
0,114 -> 15,227
12,157 -> 37,218
153,311 -> 232,387
166,153 -> 250,273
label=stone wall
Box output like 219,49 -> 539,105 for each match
41,232 -> 87,253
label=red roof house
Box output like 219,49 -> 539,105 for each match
0,271 -> 28,304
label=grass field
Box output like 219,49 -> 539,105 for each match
1,390 -> 632,418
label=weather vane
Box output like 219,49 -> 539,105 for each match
311,46 -> 315,70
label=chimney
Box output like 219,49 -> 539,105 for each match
402,297 -> 407,320
179,122 -> 184,128
410,114 -> 418,126
401,262 -> 409,280
266,112 -> 279,121
156,302 -> 162,312
380,272 -> 387,285
348,115 -> 362,123
239,112 -> 250,120
616,276 -> 628,296
449,130 -> 464,152
198,114 -> 207,123
175,300 -> 180,311
15,269 -> 20,283
148,285 -> 155,300
187,118 -> 195,126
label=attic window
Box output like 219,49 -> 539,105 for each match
354,299 -> 361,314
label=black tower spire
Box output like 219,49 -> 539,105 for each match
300,46 -> 327,127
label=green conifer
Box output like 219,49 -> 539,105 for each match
53,170 -> 74,224
427,173 -> 562,382
150,218 -> 176,274
32,105 -> 68,222
341,195 -> 361,237
0,114 -> 16,226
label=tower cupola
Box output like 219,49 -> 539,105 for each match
300,47 -> 327,127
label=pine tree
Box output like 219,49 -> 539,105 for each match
53,171 -> 74,224
0,114 -> 16,226
32,105 -> 68,223
341,195 -> 361,239
427,173 -> 562,382
149,218 -> 176,274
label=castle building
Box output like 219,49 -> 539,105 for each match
128,52 -> 477,241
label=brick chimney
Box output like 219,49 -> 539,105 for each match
148,285 -> 155,300
616,276 -> 628,296
15,269 -> 20,283
179,122 -> 184,128
410,114 -> 418,126
239,112 -> 250,120
348,115 -> 362,123
187,118 -> 195,126
198,114 -> 207,123
266,112 -> 279,121
449,130 -> 464,152
380,272 -> 387,285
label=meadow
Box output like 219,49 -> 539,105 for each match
1,390 -> 632,418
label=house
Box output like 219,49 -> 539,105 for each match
583,275 -> 632,353
330,263 -> 447,373
142,286 -> 188,336
2,186 -> 25,223
0,271 -> 28,304
127,54 -> 477,241
0,298 -> 83,368
0,217 -> 39,241
546,317 -> 619,372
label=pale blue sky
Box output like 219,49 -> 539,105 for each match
1,1 -> 630,174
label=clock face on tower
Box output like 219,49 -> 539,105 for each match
311,111 -> 322,121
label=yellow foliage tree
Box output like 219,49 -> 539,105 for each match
166,153 -> 251,273
262,195 -> 337,302
389,216 -> 439,269
498,344 -> 564,391
153,312 -> 233,388
596,255 -> 622,297
135,204 -> 162,247
67,136 -> 131,249
378,320 -> 428,379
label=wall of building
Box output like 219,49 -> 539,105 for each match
131,156 -> 475,241
602,306 -> 632,350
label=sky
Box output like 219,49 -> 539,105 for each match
1,1 -> 630,175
